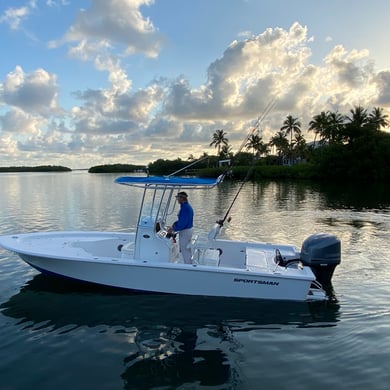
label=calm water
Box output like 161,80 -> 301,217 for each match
0,172 -> 389,390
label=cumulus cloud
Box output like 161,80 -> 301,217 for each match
1,12 -> 389,167
55,0 -> 162,59
375,70 -> 390,105
324,45 -> 373,88
17,129 -> 68,153
0,107 -> 45,135
159,23 -> 387,148
164,23 -> 313,122
69,80 -> 163,136
0,134 -> 18,157
1,66 -> 60,115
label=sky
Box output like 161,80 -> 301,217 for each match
1,0 -> 390,169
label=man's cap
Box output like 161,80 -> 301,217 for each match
176,191 -> 188,198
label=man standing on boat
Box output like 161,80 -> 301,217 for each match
168,191 -> 194,264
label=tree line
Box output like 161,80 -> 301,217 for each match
210,106 -> 388,161
0,165 -> 71,172
205,105 -> 390,181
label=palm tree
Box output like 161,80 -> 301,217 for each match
308,111 -> 345,146
344,105 -> 369,143
293,133 -> 308,161
245,133 -> 266,157
368,107 -> 389,131
269,131 -> 289,164
308,111 -> 328,147
347,105 -> 369,127
327,111 -> 345,144
210,129 -> 229,157
220,144 -> 233,160
281,115 -> 301,164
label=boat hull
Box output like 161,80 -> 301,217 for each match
18,253 -> 314,301
0,231 -> 324,302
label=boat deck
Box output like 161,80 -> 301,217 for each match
0,231 -> 314,280
0,232 -> 133,260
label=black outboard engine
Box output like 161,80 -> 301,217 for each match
300,233 -> 341,289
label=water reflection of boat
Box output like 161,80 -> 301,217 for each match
0,176 -> 341,302
1,274 -> 340,331
2,274 -> 340,389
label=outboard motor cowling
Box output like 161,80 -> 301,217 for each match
300,233 -> 341,288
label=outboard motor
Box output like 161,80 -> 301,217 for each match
300,233 -> 341,289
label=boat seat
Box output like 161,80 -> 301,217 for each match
201,248 -> 220,266
189,233 -> 221,266
192,248 -> 220,266
246,247 -> 269,271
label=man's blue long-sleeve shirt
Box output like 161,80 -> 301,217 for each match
173,201 -> 194,231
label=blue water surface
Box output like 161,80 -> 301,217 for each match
0,172 -> 389,390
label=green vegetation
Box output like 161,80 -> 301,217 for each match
88,164 -> 146,173
188,164 -> 319,180
194,105 -> 389,182
312,131 -> 390,181
147,156 -> 219,175
0,165 -> 71,172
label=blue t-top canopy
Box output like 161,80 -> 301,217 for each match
115,175 -> 223,189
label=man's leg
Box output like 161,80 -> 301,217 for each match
179,229 -> 193,264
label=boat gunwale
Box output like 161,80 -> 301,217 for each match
14,251 -> 314,283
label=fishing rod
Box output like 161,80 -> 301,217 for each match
217,98 -> 277,226
235,98 -> 277,156
169,98 -> 277,180
218,98 -> 277,179
167,98 -> 276,227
